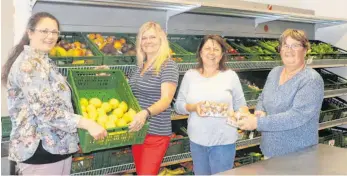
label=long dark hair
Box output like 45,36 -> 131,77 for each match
1,12 -> 60,85
196,35 -> 229,73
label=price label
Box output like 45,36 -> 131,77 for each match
249,132 -> 254,139
328,139 -> 335,146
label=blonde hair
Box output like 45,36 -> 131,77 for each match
279,29 -> 310,50
136,22 -> 171,75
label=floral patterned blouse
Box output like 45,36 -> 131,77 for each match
6,45 -> 81,162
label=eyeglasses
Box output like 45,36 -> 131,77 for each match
32,29 -> 60,37
281,43 -> 304,51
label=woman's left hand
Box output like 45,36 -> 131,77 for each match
237,114 -> 258,131
129,110 -> 148,132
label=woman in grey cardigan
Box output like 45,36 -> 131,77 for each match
238,29 -> 324,158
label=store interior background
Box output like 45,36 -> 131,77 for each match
2,0 -> 347,118
1,0 -> 347,174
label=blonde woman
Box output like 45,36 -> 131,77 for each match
128,22 -> 179,174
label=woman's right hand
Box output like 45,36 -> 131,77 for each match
79,118 -> 107,140
87,121 -> 108,140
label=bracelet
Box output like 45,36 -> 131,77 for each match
145,108 -> 152,119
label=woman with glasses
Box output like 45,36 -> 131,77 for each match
1,12 -> 107,175
237,29 -> 324,159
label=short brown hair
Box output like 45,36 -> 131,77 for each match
279,29 -> 310,51
196,35 -> 229,72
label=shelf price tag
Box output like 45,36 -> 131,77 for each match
249,132 -> 254,139
328,139 -> 335,146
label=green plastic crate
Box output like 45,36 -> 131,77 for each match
168,35 -> 249,62
317,69 -> 347,90
257,39 -> 279,53
50,32 -> 103,67
234,155 -> 254,168
258,38 -> 347,60
319,98 -> 343,123
170,42 -> 196,63
71,153 -> 95,173
168,35 -> 203,53
1,116 -> 11,138
308,40 -> 347,60
67,69 -> 148,153
104,146 -> 134,167
329,98 -> 347,120
165,128 -> 190,156
337,77 -> 347,89
241,81 -> 262,101
185,171 -> 194,175
319,129 -> 341,147
249,152 -> 263,162
332,127 -> 347,148
226,38 -> 281,61
83,32 -> 137,65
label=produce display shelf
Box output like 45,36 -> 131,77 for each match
71,152 -> 192,176
319,117 -> 347,130
324,88 -> 347,98
56,59 -> 347,77
70,137 -> 262,175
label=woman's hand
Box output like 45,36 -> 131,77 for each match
79,118 -> 108,140
255,110 -> 266,118
237,114 -> 258,131
129,110 -> 148,132
186,102 -> 206,117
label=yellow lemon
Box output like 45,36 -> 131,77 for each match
112,108 -> 124,119
89,98 -> 102,108
97,114 -> 109,125
116,118 -> 127,127
86,104 -> 97,113
109,98 -> 120,109
101,102 -> 112,113
108,114 -> 119,123
119,101 -> 128,113
128,108 -> 137,117
97,108 -> 107,117
122,112 -> 133,124
81,105 -> 87,112
80,98 -> 89,107
105,120 -> 116,129
88,111 -> 98,121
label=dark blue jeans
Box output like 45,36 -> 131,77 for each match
190,140 -> 236,175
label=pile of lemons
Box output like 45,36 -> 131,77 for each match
80,97 -> 136,129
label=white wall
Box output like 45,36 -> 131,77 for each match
1,0 -> 15,116
243,0 -> 347,92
